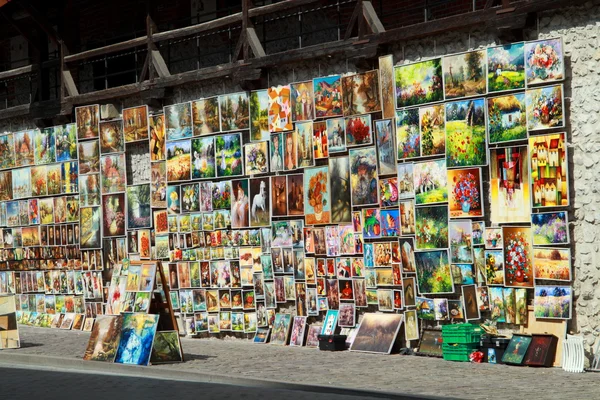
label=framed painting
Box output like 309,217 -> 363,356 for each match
404,309 -> 419,341
253,327 -> 270,344
219,92 -> 249,132
249,177 -> 270,228
270,313 -> 292,345
380,177 -> 399,208
100,120 -> 124,154
445,98 -> 486,167
397,163 -> 415,200
338,302 -> 355,327
524,334 -> 558,367
35,128 -> 56,165
487,42 -> 525,93
345,114 -> 373,147
503,226 -> 533,288
533,285 -> 572,319
230,179 -> 249,228
394,59 -> 443,108
123,105 -> 149,143
434,298 -> 449,321
531,211 -> 569,245
489,146 -> 531,224
164,102 -> 192,141
114,313 -> 159,366
150,162 -> 167,208
102,193 -> 126,237
381,209 -> 400,237
395,109 -> 420,160
80,206 -> 101,249
271,175 -> 287,217
529,132 -> 568,207
269,133 -> 283,172
14,130 -> 35,166
30,166 -> 47,196
485,250 -> 504,286
487,93 -> 527,144
379,54 -> 395,118
525,85 -> 564,131
342,70 -> 381,116
296,121 -> 314,168
313,121 -> 328,159
267,85 -> 292,132
349,147 -> 379,207
78,140 -> 100,175
449,220 -> 473,264
447,168 -> 484,218
305,324 -> 321,347
283,130 -> 297,171
150,330 -> 183,364
501,334 -> 532,365
244,141 -> 269,175
215,133 -> 243,178
414,249 -> 454,295
12,167 -> 31,199
525,38 -> 564,86
313,75 -> 343,118
413,159 -> 447,205
83,315 -> 123,361
192,97 -> 220,136
399,199 -> 415,235
166,139 -> 191,182
100,153 -> 126,193
149,114 -> 166,161
399,238 -> 416,274
374,118 -> 396,176
127,184 -> 152,229
485,227 -> 502,250
191,137 -> 216,179
350,313 -> 402,354
419,105 -> 445,156
533,247 -> 571,282
291,80 -> 315,122
75,104 -> 100,140
329,156 -> 351,224
361,208 -> 381,239
417,329 -> 443,357
0,133 -> 16,170
326,117 -> 346,154
304,166 -> 331,225
443,50 -> 486,99
321,309 -> 339,335
249,90 -> 269,141
462,284 -> 481,321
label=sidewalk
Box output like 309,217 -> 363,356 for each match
1,326 -> 597,400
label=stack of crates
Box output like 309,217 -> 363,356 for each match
442,323 -> 482,362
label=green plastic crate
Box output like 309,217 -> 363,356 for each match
442,343 -> 479,362
442,323 -> 482,344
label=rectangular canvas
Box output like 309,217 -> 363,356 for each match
414,249 -> 454,295
525,85 -> 564,131
150,330 -> 183,364
489,146 -> 531,224
329,156 -> 352,224
270,313 -> 292,345
443,50 -> 486,99
192,97 -> 220,136
395,109 -> 420,159
415,205 -> 448,250
533,248 -> 571,282
529,132 -> 568,207
244,141 -> 269,175
114,313 -> 159,366
419,105 -> 445,157
150,114 -> 166,161
249,90 -> 270,141
296,121 -> 314,168
313,75 -> 343,118
14,130 -> 35,166
342,70 -> 381,116
304,166 -> 330,225
445,98 -> 487,167
100,120 -> 125,155
394,59 -> 443,108
191,137 -> 216,179
101,153 -> 126,193
349,147 -> 379,207
462,284 -> 481,321
531,211 -> 569,245
502,226 -> 534,288
76,105 -> 100,140
164,102 -> 192,141
291,81 -> 315,122
0,295 -> 19,349
534,286 -> 572,320
166,140 -> 191,182
487,42 -> 525,93
215,133 -> 243,177
447,168 -> 483,218
123,105 -> 149,143
326,117 -> 346,154
413,159 -> 447,205
502,334 -> 532,365
449,220 -> 473,264
525,38 -> 564,86
83,314 -> 123,361
379,55 -> 395,118
345,114 -> 373,147
485,250 -> 504,286
487,93 -> 527,143
374,118 -> 396,176
350,313 -> 403,354
268,86 -> 292,132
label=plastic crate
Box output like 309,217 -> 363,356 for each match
442,343 -> 479,362
442,323 -> 482,344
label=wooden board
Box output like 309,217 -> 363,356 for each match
520,307 -> 567,367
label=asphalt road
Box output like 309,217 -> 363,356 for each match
0,366 -> 441,400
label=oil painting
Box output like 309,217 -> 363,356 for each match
395,109 -> 420,159
349,147 -> 379,207
268,85 -> 292,132
374,118 -> 396,175
531,211 -> 569,245
487,93 -> 527,143
219,92 -> 249,132
394,59 -> 443,108
487,42 -> 525,93
533,248 -> 571,281
413,159 -> 447,205
445,98 -> 486,167
415,205 -> 448,250
291,80 -> 314,122
249,90 -> 269,141
75,104 -> 100,140
533,286 -> 572,319
342,70 -> 381,116
529,132 -> 568,207
502,226 -> 533,288
123,105 -> 149,143
525,38 -> 564,86
215,133 -> 243,177
192,97 -> 220,136
304,166 -> 330,225
489,146 -> 530,224
191,137 -> 216,179
443,50 -> 486,99
379,54 -> 395,118
165,103 -> 192,141
313,75 -> 343,118
447,168 -> 483,218
525,85 -> 564,131
414,249 -> 453,295
419,105 -> 445,157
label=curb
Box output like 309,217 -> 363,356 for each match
0,352 -> 449,400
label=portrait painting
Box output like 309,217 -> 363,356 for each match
291,81 -> 314,122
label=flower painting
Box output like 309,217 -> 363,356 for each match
100,154 -> 126,193
414,249 -> 453,295
395,109 -> 420,159
326,117 -> 346,154
445,98 -> 486,167
166,139 -> 191,182
525,85 -> 564,131
533,286 -> 572,319
304,166 -> 330,225
342,70 -> 381,116
447,168 -> 483,218
14,130 -> 35,166
35,128 -> 56,165
443,50 -> 486,99
489,146 -> 530,224
419,105 -> 445,156
345,114 -> 373,147
99,120 -> 124,154
30,166 -> 47,197
75,104 -> 100,139
415,205 -> 448,250
349,147 -> 379,207
487,93 -> 527,143
191,137 -> 216,179
0,133 -> 15,170
313,75 -> 343,118
413,159 -> 447,205
165,102 -> 192,141
211,181 -> 231,210
529,132 -> 568,207
531,211 -> 569,245
394,59 -> 443,108
525,38 -> 564,86
244,141 -> 269,175
487,42 -> 525,93
123,105 -> 149,143
502,226 -> 533,288
485,250 -> 504,285
533,248 -> 571,281
215,133 -> 243,177
102,193 -> 126,237
295,122 -> 314,168
166,185 -> 180,214
127,184 -> 152,229
192,97 -> 220,136
374,118 -> 396,175
219,92 -> 249,132
268,86 -> 292,132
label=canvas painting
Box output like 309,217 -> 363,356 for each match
346,114 -> 373,147
80,206 -> 101,249
379,54 -> 395,118
83,314 -> 123,361
268,86 -> 292,132
419,105 -> 445,156
271,175 -> 287,217
305,324 -> 321,347
150,162 -> 167,209
321,309 -> 339,335
379,177 -> 399,208
531,211 -> 569,245
374,118 -> 396,176
329,156 -> 352,224
102,193 -> 125,237
350,313 -> 402,354
296,121 -> 314,168
404,309 -> 419,341
30,166 -> 47,196
462,284 -> 481,321
326,117 -> 346,154
443,50 -> 486,99
533,247 -> 571,282
414,249 -> 453,295
12,168 -> 31,199
245,141 -> 269,175
525,38 -> 564,86
525,85 -> 564,131
313,75 -> 343,118
534,285 -> 571,319
123,105 -> 149,143
0,134 -> 15,170
192,97 -> 220,136
342,70 -> 381,116
126,184 -> 152,229
191,137 -> 216,179
397,163 -> 415,200
99,120 -> 124,155
215,133 -> 243,177
220,92 -> 249,132
35,128 -> 56,165
114,313 -> 159,366
290,81 -> 314,122
349,147 -> 379,207
395,109 -> 420,159
150,114 -> 166,161
487,42 -> 525,93
249,90 -> 269,141
14,130 -> 35,166
100,153 -> 126,193
503,226 -> 533,288
416,297 -> 435,320
76,104 -> 100,139
445,98 -> 486,167
304,166 -> 330,225
487,93 -> 527,143
249,177 -> 270,227
485,250 -> 504,286
489,146 -> 531,224
447,168 -> 483,218
165,103 -> 192,141
270,313 -> 292,345
394,59 -> 443,108
314,121 -> 329,159
449,220 -> 473,264
529,132 -> 568,207
399,200 -> 415,235
150,330 -> 183,364
78,140 -> 100,174
502,334 -> 532,365
413,159 -> 447,205
166,139 -> 191,182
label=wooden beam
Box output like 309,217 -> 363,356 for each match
151,50 -> 171,77
362,1 -> 385,34
0,65 -> 33,81
0,103 -> 31,120
146,15 -> 171,79
344,1 -> 362,40
247,27 -> 266,58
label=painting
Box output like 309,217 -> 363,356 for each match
447,168 -> 483,218
381,209 -> 400,237
14,130 -> 35,166
489,146 -> 531,224
524,334 -> 558,367
220,92 -> 249,132
394,59 -> 443,108
283,130 -> 297,171
166,139 -> 191,182
83,314 -> 122,361
249,177 -> 270,227
534,285 -> 571,319
192,97 -> 220,136
443,50 -> 486,99
533,247 -> 571,281
525,85 -> 564,131
249,90 -> 269,141
150,162 -> 167,209
414,249 -> 453,294
346,114 -> 373,147
305,324 -> 321,347
296,121 -> 314,168
35,128 -> 56,165
114,313 -> 159,366
350,313 -> 402,354
379,55 -> 395,118
503,226 -> 533,288
100,120 -> 124,154
245,141 -> 269,175
419,105 -> 445,156
78,140 -> 100,174
270,313 -> 292,345
531,211 -> 569,245
0,134 -> 15,170
487,93 -> 527,144
271,175 -> 287,217
487,42 -> 525,93
342,70 -> 381,116
379,177 -> 399,208
164,103 -> 192,141
525,38 -> 564,86
150,114 -> 166,161
30,166 -> 47,196
399,200 -> 415,235
75,104 -> 100,139
413,159 -> 447,205
150,330 -> 183,364
253,327 -> 270,344
0,170 -> 12,200
326,117 -> 346,154
397,163 -> 415,200
290,81 -> 314,122
288,316 -> 307,346
529,132 -> 568,207
102,193 -> 125,237
374,118 -> 396,175
304,166 -> 330,225
445,98 -> 486,167
100,153 -> 126,193
449,220 -> 473,264
191,137 -> 216,179
329,156 -> 351,224
313,121 -> 328,159
286,174 -> 304,216
269,133 -> 283,172
268,86 -> 292,132
349,147 -> 379,207
123,105 -> 149,143
462,284 -> 480,321
12,168 -> 31,199
127,184 -> 151,229
313,75 -> 343,118
80,206 -> 101,249
215,133 -> 243,177
361,208 -> 380,239
485,250 -> 504,286
399,238 -> 416,274
501,334 -> 532,365
395,109 -> 420,159
404,309 -> 419,341
416,297 -> 435,320
231,179 -> 249,228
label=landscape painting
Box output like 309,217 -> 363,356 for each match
166,140 -> 191,182
445,98 -> 486,167
14,130 -> 35,166
268,85 -> 292,132
374,118 -> 396,176
215,133 -> 243,177
379,54 -> 395,118
249,90 -> 269,141
413,159 -> 447,205
395,109 -> 420,159
164,103 -> 192,141
123,105 -> 149,143
415,205 -> 448,250
191,137 -> 216,179
419,105 -> 445,157
487,93 -> 527,143
342,70 -> 381,116
394,59 -> 444,108
219,92 -> 249,132
533,286 -> 572,319
533,248 -> 571,282
531,211 -> 569,245
99,120 -> 125,154
443,50 -> 486,99
192,97 -> 220,136
414,249 -> 454,295
487,42 -> 525,92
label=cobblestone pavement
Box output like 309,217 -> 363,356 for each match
1,326 -> 598,400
